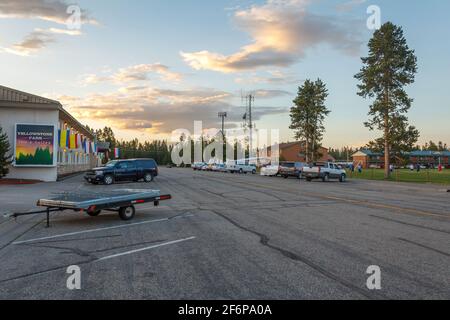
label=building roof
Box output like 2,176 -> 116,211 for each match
352,149 -> 383,157
409,150 -> 450,157
353,149 -> 450,158
0,84 -> 61,105
0,85 -> 94,140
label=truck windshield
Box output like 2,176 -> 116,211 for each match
105,161 -> 118,167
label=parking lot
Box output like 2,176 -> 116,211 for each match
0,168 -> 449,299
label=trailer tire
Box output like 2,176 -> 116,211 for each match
87,210 -> 101,217
119,206 -> 136,221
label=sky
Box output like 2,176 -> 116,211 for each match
0,0 -> 449,148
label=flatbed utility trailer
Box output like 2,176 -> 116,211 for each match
7,189 -> 172,227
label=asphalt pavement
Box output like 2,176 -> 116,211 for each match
0,168 -> 449,299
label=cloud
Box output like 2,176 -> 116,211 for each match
0,0 -> 97,25
52,86 -> 287,134
253,89 -> 292,99
181,0 -> 362,73
1,27 -> 81,56
235,70 -> 301,85
336,0 -> 367,12
81,64 -> 183,85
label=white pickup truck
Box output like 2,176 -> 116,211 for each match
302,162 -> 347,182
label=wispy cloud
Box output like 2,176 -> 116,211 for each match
0,0 -> 97,25
82,64 -> 183,85
235,70 -> 301,85
336,0 -> 367,12
181,0 -> 362,73
50,86 -> 287,134
1,27 -> 81,56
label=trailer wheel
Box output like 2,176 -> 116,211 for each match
119,206 -> 136,221
87,210 -> 101,217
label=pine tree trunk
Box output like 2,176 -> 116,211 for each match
384,89 -> 390,179
384,123 -> 390,179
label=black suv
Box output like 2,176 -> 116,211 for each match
85,159 -> 158,185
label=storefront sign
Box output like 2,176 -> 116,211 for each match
15,124 -> 56,167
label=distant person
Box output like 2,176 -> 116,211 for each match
416,164 -> 421,172
390,164 -> 394,173
438,164 -> 443,172
351,164 -> 355,173
358,164 -> 363,174
410,164 -> 414,171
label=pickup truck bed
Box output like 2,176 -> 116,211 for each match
303,163 -> 347,182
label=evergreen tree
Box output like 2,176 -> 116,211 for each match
290,79 -> 330,162
0,126 -> 12,178
355,22 -> 418,178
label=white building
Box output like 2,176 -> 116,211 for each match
0,85 -> 99,182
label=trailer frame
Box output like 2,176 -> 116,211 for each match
9,190 -> 172,227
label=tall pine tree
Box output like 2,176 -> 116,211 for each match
290,79 -> 330,162
0,126 -> 12,178
355,22 -> 418,178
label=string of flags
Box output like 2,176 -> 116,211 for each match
58,127 -> 97,154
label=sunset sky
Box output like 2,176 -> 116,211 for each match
1,0 -> 449,148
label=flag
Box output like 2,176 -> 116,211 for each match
69,134 -> 76,149
114,148 -> 120,158
76,134 -> 82,150
60,130 -> 67,148
66,130 -> 70,148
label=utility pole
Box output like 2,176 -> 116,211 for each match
218,112 -> 227,163
243,94 -> 255,158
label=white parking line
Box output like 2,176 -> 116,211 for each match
95,237 -> 196,262
12,218 -> 171,245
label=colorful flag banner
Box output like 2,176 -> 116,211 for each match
114,148 -> 120,158
66,129 -> 70,148
69,134 -> 76,149
60,130 -> 67,148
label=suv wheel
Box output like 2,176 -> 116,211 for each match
119,206 -> 136,221
239,169 -> 244,174
322,174 -> 330,182
144,173 -> 154,183
340,174 -> 346,183
252,170 -> 256,174
104,175 -> 114,185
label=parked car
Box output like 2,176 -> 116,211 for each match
211,164 -> 226,172
229,162 -> 257,174
279,162 -> 305,179
260,164 -> 280,176
85,159 -> 158,185
302,162 -> 347,182
192,162 -> 207,171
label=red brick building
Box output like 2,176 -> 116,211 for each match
265,142 -> 335,163
352,150 -> 384,169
